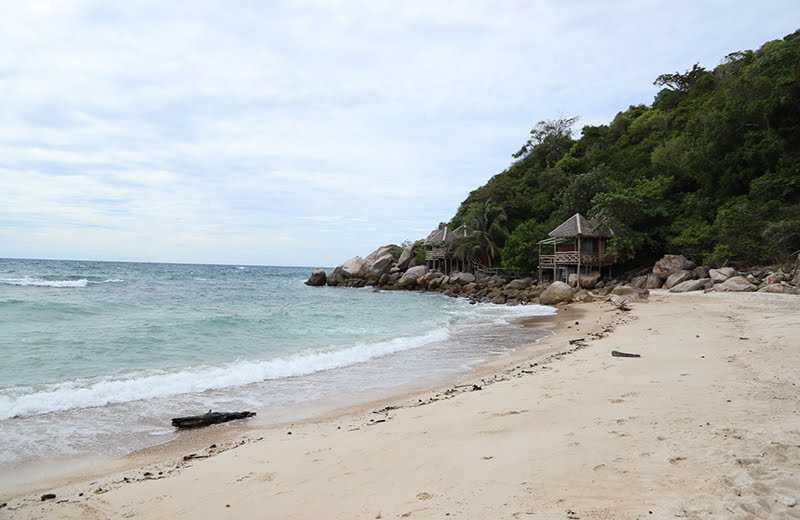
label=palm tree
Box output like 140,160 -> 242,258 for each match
454,202 -> 509,269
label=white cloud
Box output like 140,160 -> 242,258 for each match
1,0 -> 798,265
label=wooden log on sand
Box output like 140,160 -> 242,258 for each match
171,411 -> 256,429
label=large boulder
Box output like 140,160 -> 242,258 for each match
365,244 -> 398,266
539,281 -> 574,305
397,265 -> 428,288
713,275 -> 757,292
709,267 -> 738,283
339,256 -> 369,279
579,271 -> 602,289
305,268 -> 327,286
692,265 -> 710,280
369,254 -> 394,276
449,272 -> 476,285
670,278 -> 713,293
653,254 -> 696,279
395,245 -> 415,271
326,266 -> 346,286
506,277 -> 533,291
664,270 -> 693,289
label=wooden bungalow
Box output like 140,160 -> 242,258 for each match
424,223 -> 470,274
537,213 -> 616,285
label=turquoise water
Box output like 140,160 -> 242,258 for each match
0,259 -> 554,476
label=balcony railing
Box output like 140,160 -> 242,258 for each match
539,251 -> 613,267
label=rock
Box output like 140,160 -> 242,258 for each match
611,285 -> 649,302
395,245 -> 415,271
630,275 -> 646,289
633,273 -> 664,289
305,268 -> 327,286
670,278 -> 712,293
568,271 -> 602,289
340,256 -> 369,279
369,254 -> 394,276
326,266 -> 345,286
449,272 -> 476,285
397,265 -> 428,288
709,267 -> 738,283
758,283 -> 798,294
365,244 -> 398,266
776,493 -> 797,507
653,254 -> 696,279
506,277 -> 532,290
764,271 -> 785,285
692,265 -> 710,280
713,275 -> 757,292
664,270 -> 693,289
539,281 -> 574,305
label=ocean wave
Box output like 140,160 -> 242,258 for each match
0,328 -> 450,420
0,277 -> 89,288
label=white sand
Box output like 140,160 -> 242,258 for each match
3,290 -> 799,519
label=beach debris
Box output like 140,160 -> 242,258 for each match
611,350 -> 641,358
776,494 -> 798,507
40,494 -> 56,501
568,338 -> 585,345
183,453 -> 209,461
171,410 -> 256,429
566,509 -> 580,519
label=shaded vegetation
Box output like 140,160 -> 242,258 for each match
451,29 -> 800,273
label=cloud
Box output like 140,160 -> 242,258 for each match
1,1 -> 798,265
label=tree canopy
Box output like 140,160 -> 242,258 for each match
449,29 -> 800,273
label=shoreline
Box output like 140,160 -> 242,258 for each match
0,301 -> 570,493
3,291 -> 799,518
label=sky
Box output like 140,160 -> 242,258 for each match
1,1 -> 798,267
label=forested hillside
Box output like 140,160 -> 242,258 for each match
450,29 -> 800,274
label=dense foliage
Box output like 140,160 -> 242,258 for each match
450,29 -> 800,273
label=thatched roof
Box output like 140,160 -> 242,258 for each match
548,213 -> 614,238
424,223 -> 470,244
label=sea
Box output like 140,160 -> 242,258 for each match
0,258 -> 554,485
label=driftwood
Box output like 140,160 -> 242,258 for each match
171,411 -> 256,429
611,350 -> 641,358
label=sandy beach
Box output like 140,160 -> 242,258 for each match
2,290 -> 799,519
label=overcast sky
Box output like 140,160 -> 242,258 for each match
2,1 -> 797,267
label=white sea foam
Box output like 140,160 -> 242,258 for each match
0,328 -> 450,420
0,277 -> 89,288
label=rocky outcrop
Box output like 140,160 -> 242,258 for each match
539,281 -> 574,305
305,268 -> 327,286
653,255 -> 696,279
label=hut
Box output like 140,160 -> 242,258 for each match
424,223 -> 470,274
537,213 -> 616,285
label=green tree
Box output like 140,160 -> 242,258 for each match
453,202 -> 509,269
